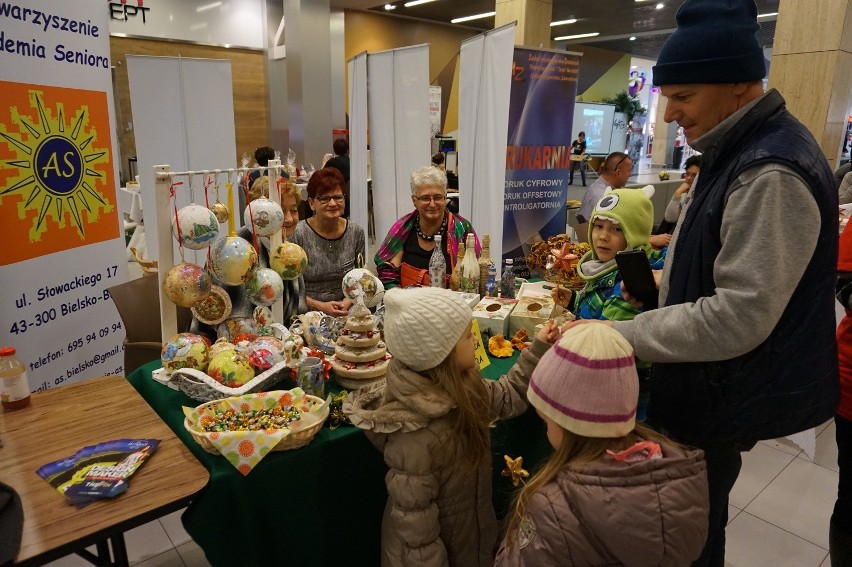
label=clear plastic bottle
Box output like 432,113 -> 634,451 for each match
501,259 -> 516,299
485,264 -> 497,297
0,347 -> 30,410
429,234 -> 447,288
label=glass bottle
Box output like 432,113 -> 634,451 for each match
429,235 -> 447,288
460,234 -> 480,294
449,238 -> 466,292
485,264 -> 497,297
0,347 -> 30,410
501,259 -> 516,299
477,234 -> 493,297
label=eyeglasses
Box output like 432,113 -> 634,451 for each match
315,194 -> 345,205
414,194 -> 446,204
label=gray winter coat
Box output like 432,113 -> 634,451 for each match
494,440 -> 709,566
344,339 -> 550,567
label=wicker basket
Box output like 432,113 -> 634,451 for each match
169,360 -> 294,403
184,392 -> 329,454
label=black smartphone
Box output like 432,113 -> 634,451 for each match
615,250 -> 658,309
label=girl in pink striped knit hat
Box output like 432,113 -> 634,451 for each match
495,323 -> 710,567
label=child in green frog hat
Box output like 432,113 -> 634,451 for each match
552,185 -> 666,419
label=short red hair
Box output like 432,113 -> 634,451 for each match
307,167 -> 346,200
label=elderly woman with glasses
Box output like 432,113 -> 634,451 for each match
290,167 -> 365,316
375,165 -> 480,288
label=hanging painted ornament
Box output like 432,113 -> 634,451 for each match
207,350 -> 255,387
245,268 -> 284,307
190,285 -> 232,325
210,236 -> 258,286
341,268 -> 385,309
243,197 -> 284,237
161,333 -> 209,373
270,241 -> 308,281
210,202 -> 229,223
163,262 -> 212,307
172,203 -> 219,250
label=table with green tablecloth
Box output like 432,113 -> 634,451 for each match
127,353 -> 551,567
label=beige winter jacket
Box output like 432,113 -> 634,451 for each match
494,440 -> 709,566
344,339 -> 550,567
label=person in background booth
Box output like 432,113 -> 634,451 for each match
569,131 -> 587,186
660,154 -> 702,232
325,138 -> 351,218
568,1 -> 839,564
375,166 -> 480,288
431,152 -> 446,171
290,167 -> 365,317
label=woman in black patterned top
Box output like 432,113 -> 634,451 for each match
290,168 -> 365,317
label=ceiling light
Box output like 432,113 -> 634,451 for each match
656,3 -> 664,9
631,65 -> 637,69
385,3 -> 396,9
757,12 -> 779,18
404,0 -> 437,6
629,36 -> 637,41
196,2 -> 222,12
554,32 -> 600,41
550,19 -> 578,27
451,11 -> 496,23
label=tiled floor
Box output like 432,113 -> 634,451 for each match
43,419 -> 839,566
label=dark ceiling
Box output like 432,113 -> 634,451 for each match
362,0 -> 780,60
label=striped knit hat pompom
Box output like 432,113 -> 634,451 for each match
529,324 -> 639,438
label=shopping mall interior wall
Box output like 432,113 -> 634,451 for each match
567,44 -> 632,103
344,10 -> 477,134
110,37 -> 268,183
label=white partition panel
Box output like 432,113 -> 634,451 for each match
127,55 -> 238,266
348,52 -> 369,262
459,24 -> 515,263
368,44 -> 431,243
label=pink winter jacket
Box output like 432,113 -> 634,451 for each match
344,339 -> 551,567
494,440 -> 709,567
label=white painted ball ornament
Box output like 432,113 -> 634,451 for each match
243,198 -> 284,237
210,236 -> 258,286
245,268 -> 284,307
270,241 -> 308,281
172,203 -> 219,250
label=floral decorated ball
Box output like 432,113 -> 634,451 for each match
208,338 -> 238,359
243,198 -> 284,237
207,350 -> 255,388
210,236 -> 258,286
191,285 -> 232,325
270,241 -> 307,281
247,347 -> 284,372
249,336 -> 285,355
163,262 -> 212,307
245,268 -> 284,307
173,203 -> 219,250
341,268 -> 385,309
161,333 -> 209,373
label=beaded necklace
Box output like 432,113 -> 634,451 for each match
414,211 -> 448,242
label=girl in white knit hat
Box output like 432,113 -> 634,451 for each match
495,323 -> 709,567
344,287 -> 560,567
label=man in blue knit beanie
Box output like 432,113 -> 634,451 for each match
570,1 -> 840,565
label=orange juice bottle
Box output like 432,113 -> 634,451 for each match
0,347 -> 31,410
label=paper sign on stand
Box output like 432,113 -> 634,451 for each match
471,320 -> 491,371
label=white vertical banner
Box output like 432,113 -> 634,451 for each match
459,24 -> 515,263
126,55 -> 238,268
0,0 -> 129,390
348,51 -> 369,262
368,44 -> 430,243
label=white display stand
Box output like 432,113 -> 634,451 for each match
153,161 -> 287,341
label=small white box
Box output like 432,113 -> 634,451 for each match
509,296 -> 555,337
453,291 -> 482,309
472,297 -> 518,338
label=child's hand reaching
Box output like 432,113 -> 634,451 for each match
537,320 -> 561,344
551,284 -> 572,308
